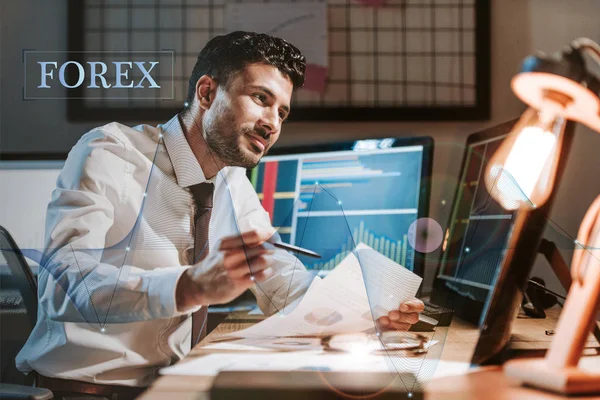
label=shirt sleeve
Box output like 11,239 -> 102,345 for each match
233,170 -> 315,316
39,127 -> 194,324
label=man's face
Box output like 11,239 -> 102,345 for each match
201,63 -> 293,169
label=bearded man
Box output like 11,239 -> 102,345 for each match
17,31 -> 424,400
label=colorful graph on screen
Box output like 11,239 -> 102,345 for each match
251,145 -> 424,272
312,221 -> 412,271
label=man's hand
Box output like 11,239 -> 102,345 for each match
176,230 -> 274,311
376,298 -> 425,331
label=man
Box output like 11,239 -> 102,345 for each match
17,32 -> 424,398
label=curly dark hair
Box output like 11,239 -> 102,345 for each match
184,31 -> 306,106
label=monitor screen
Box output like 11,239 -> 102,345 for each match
249,137 -> 433,277
0,160 -> 64,254
432,120 -> 518,325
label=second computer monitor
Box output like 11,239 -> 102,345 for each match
250,137 -> 433,277
431,120 -> 519,326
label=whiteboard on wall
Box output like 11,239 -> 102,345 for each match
68,0 -> 490,121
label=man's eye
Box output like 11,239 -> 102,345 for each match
279,112 -> 287,120
254,93 -> 267,102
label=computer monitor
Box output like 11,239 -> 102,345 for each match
431,118 -> 575,365
431,120 -> 519,325
249,137 -> 433,278
0,158 -> 65,257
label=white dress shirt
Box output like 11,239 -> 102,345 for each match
16,115 -> 314,387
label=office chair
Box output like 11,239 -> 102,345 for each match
0,225 -> 53,400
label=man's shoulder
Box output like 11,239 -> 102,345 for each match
77,121 -> 160,152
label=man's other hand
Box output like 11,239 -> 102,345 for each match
376,298 -> 425,331
176,230 -> 274,311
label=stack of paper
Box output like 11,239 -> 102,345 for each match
160,244 -> 446,379
228,243 -> 422,338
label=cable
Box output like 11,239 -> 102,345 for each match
527,279 -> 566,301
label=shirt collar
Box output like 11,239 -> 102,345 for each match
160,114 -> 208,188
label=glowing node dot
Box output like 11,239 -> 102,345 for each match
441,200 -> 447,205
465,247 -> 470,253
143,193 -> 147,197
250,276 -> 255,281
100,327 -> 106,333
184,101 -> 190,107
408,217 -> 444,253
126,247 -> 130,252
408,392 -> 413,398
315,181 -> 319,185
159,133 -> 164,138
337,200 -> 342,205
376,331 -> 381,337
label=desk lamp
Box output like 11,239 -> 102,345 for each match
484,38 -> 600,394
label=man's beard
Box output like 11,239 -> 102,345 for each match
202,104 -> 270,169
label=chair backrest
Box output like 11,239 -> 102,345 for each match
0,225 -> 38,385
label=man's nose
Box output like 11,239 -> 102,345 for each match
260,107 -> 280,134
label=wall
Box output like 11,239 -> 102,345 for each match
1,0 -> 600,294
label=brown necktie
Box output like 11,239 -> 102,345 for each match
188,182 -> 214,348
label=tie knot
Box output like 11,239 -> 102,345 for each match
189,182 -> 214,208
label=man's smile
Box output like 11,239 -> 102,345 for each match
246,133 -> 268,153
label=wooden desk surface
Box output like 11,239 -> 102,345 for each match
139,308 -> 600,400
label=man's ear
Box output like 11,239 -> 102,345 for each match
196,75 -> 217,110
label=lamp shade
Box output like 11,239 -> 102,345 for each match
484,105 -> 566,211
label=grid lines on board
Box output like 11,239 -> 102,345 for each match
70,0 -> 489,121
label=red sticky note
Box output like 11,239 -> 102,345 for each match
303,63 -> 328,94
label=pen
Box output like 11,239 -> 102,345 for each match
271,242 -> 322,259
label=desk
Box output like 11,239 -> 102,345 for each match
139,307 -> 599,400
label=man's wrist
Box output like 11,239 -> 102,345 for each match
175,269 -> 204,311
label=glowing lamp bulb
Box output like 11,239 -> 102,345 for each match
484,104 -> 566,211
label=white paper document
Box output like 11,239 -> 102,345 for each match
160,351 -> 466,380
161,351 -> 391,377
203,336 -> 324,352
224,2 -> 328,68
229,243 -> 423,338
159,246 -> 446,379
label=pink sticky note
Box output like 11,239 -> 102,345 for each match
303,64 -> 328,94
356,0 -> 387,7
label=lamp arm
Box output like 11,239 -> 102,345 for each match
545,195 -> 600,368
572,195 -> 600,283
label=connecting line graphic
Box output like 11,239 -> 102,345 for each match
541,217 -> 600,269
36,116 -> 180,328
100,116 -> 178,328
458,172 -> 506,269
69,244 -> 102,328
22,113 -> 599,394
317,184 -> 414,394
449,165 -> 525,296
241,175 -> 426,391
188,115 -> 287,315
281,183 -> 318,315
